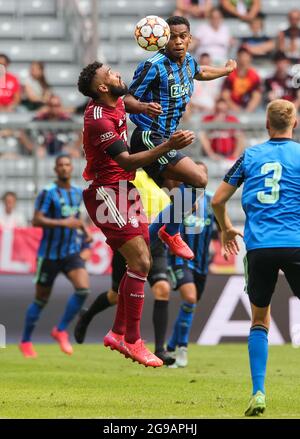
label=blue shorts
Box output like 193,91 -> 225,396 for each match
130,128 -> 185,187
35,253 -> 85,287
169,263 -> 207,301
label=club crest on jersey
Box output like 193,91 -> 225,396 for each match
167,149 -> 177,158
129,216 -> 139,228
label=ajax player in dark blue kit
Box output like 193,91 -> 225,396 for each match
20,154 -> 91,358
212,99 -> 300,416
166,164 -> 217,367
125,16 -> 236,260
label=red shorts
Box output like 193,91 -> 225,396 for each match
83,181 -> 149,251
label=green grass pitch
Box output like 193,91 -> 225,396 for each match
1,344 -> 300,419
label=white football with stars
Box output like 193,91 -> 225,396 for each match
134,15 -> 170,51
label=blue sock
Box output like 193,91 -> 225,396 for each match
248,326 -> 268,395
22,299 -> 47,342
167,302 -> 196,350
167,317 -> 180,351
149,184 -> 198,239
57,291 -> 88,332
177,302 -> 196,347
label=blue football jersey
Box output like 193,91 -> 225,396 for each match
35,183 -> 83,260
129,51 -> 200,138
169,193 -> 216,275
224,138 -> 300,250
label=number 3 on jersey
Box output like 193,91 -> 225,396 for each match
257,162 -> 282,204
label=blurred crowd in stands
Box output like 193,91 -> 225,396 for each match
0,1 -> 300,161
175,1 -> 300,158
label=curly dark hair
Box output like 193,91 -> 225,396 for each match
78,61 -> 103,99
166,16 -> 190,32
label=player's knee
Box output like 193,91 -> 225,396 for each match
192,170 -> 208,188
36,288 -> 51,302
75,288 -> 90,297
182,291 -> 197,305
129,253 -> 151,275
137,256 -> 151,275
152,280 -> 170,300
108,289 -> 118,305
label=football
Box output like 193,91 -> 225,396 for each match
134,15 -> 170,51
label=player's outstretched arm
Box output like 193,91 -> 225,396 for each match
195,59 -> 237,81
211,181 -> 243,258
124,94 -> 162,118
113,130 -> 195,172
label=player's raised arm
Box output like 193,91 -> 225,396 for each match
195,59 -> 237,81
211,155 -> 245,256
111,130 -> 195,172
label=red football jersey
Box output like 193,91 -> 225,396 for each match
82,98 -> 135,185
0,72 -> 21,106
203,114 -> 239,157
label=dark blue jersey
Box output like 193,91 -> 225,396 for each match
129,51 -> 201,138
169,193 -> 216,275
35,183 -> 83,260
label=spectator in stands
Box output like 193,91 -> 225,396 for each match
278,9 -> 300,63
34,94 -> 74,157
174,0 -> 212,18
0,54 -> 21,112
0,129 -> 34,158
23,61 -> 51,111
184,53 -> 224,118
0,191 -> 27,228
220,0 -> 261,22
199,97 -> 245,160
221,47 -> 262,113
193,7 -> 232,65
265,51 -> 300,110
240,14 -> 275,59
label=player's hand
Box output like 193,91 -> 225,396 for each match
225,59 -> 237,74
143,102 -> 163,118
61,217 -> 83,229
221,227 -> 244,259
168,130 -> 196,150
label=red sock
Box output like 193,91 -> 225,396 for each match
111,273 -> 127,335
122,269 -> 147,344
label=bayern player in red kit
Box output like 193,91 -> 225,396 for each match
77,62 -> 195,367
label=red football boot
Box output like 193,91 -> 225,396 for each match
124,339 -> 163,368
158,225 -> 194,260
19,341 -> 37,358
104,330 -> 129,358
51,327 -> 73,355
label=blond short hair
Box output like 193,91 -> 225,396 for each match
267,99 -> 297,132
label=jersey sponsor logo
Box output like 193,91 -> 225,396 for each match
61,205 -> 80,217
170,83 -> 190,98
183,214 -> 204,228
168,72 -> 175,81
100,131 -> 116,143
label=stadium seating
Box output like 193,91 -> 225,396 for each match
19,0 -> 57,16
